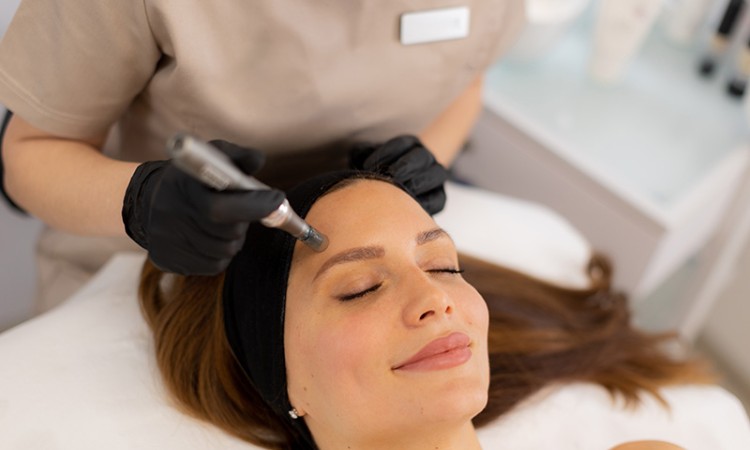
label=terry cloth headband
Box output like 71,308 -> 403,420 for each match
222,170 -> 406,447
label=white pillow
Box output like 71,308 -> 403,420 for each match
437,182 -> 592,289
477,383 -> 750,449
0,253 -> 259,450
1,184 -> 748,449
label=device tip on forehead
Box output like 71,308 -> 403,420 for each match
303,227 -> 329,252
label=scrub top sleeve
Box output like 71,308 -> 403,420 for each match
0,0 -> 160,139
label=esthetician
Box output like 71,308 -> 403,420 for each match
0,1 -> 526,311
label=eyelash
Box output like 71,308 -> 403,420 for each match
429,268 -> 465,275
337,267 -> 464,302
339,283 -> 383,301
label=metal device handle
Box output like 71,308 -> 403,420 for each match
166,133 -> 269,191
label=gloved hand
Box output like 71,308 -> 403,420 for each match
350,135 -> 448,215
122,140 -> 285,275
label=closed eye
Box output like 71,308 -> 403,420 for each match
338,283 -> 383,301
337,268 -> 462,301
427,268 -> 464,275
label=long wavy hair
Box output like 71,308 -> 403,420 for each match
138,247 -> 712,449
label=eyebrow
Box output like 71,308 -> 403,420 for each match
313,228 -> 450,281
416,228 -> 449,245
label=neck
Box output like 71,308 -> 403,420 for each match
316,420 -> 482,450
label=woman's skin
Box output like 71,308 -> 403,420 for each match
609,441 -> 685,450
284,180 -> 490,450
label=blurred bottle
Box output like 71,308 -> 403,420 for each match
663,0 -> 719,45
589,0 -> 667,84
726,30 -> 750,97
743,63 -> 750,112
698,0 -> 746,77
505,0 -> 593,62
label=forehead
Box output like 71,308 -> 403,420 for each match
291,179 -> 437,262
313,179 -> 428,229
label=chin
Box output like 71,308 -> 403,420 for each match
352,379 -> 487,444
421,376 -> 489,425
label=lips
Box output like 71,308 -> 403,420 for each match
393,332 -> 472,372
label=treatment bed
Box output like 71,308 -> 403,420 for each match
1,182 -> 748,449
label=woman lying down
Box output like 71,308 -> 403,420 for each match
138,170 -> 715,449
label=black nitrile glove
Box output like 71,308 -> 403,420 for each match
350,135 -> 448,214
122,140 -> 285,275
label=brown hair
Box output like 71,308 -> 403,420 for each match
138,269 -> 295,449
138,251 -> 712,448
465,253 -> 713,426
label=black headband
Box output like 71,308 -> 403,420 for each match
223,170 -> 399,446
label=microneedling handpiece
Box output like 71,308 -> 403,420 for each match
166,133 -> 329,252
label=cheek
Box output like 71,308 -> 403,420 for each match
453,283 -> 489,332
473,293 -> 490,332
308,317 -> 373,371
286,307 -> 387,409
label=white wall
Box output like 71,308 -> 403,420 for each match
0,0 -> 39,332
701,239 -> 750,392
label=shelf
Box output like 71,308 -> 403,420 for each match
457,11 -> 750,300
482,11 -> 749,219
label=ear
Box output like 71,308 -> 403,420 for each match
287,387 -> 308,417
291,406 -> 307,418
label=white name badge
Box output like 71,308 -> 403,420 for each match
400,6 -> 471,46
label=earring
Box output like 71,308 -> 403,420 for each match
288,408 -> 300,420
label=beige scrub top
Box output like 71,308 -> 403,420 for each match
0,0 -> 526,310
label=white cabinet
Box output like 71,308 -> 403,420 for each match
454,13 -> 750,338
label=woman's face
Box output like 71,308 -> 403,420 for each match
285,179 -> 489,446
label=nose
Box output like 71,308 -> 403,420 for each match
401,270 -> 454,327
